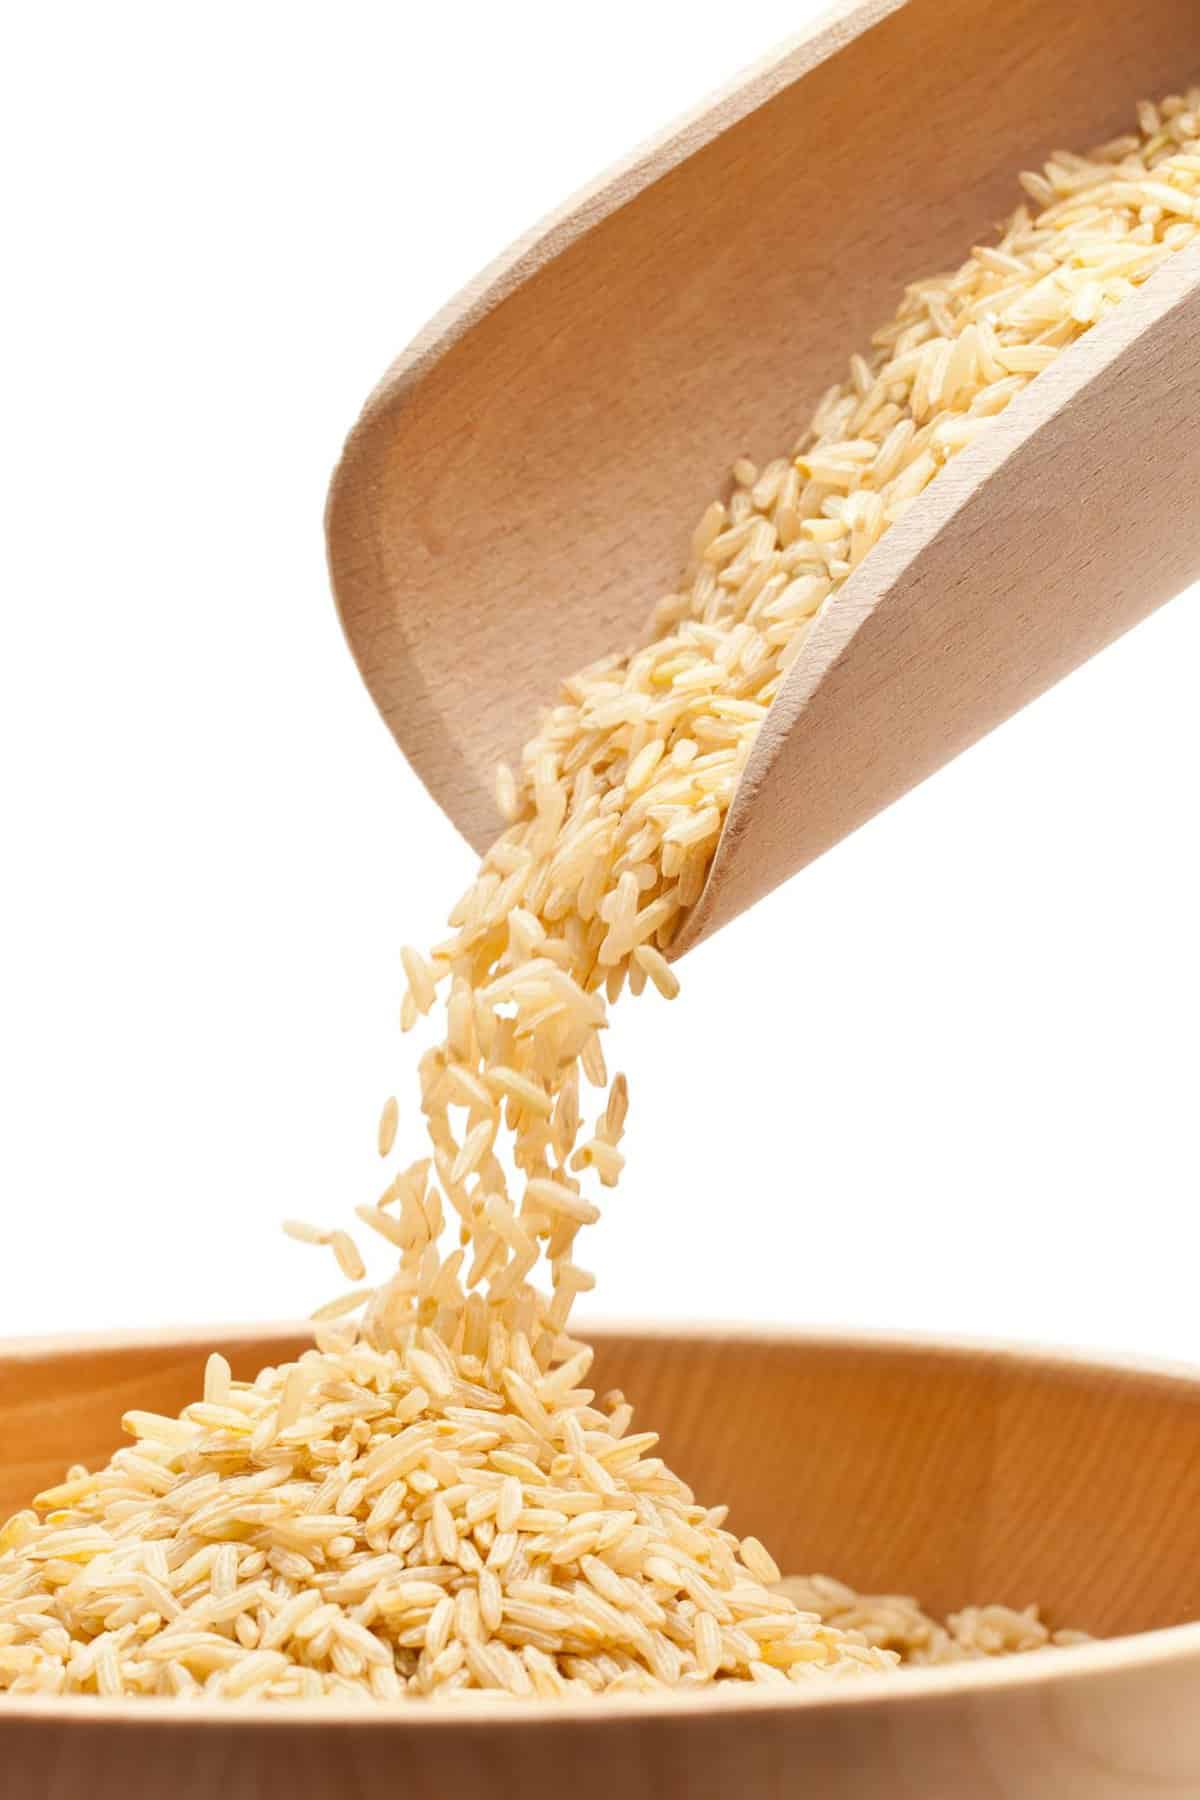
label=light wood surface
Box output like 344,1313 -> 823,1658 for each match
326,0 -> 1200,952
4,1322 -> 1200,1797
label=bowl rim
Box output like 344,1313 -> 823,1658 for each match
3,1317 -> 1199,1729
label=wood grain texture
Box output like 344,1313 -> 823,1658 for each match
326,0 -> 1200,951
4,1322 -> 1200,1797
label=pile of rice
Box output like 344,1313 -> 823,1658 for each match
2,89 -> 1196,1702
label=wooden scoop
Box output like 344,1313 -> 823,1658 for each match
326,0 -> 1200,955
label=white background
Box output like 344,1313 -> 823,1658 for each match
2,3 -> 1196,1361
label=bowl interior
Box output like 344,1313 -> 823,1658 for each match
3,1325 -> 1200,1642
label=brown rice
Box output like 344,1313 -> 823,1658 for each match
2,87 -> 1196,1702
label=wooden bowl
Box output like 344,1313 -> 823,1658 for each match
3,1323 -> 1200,1798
